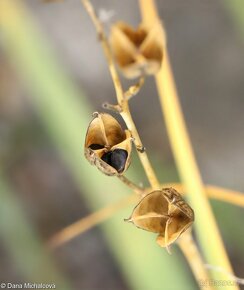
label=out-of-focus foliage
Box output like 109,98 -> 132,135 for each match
0,178 -> 71,289
224,0 -> 244,39
0,0 -> 243,289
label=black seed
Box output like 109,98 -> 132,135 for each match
102,149 -> 128,173
111,149 -> 128,173
89,144 -> 104,150
101,151 -> 112,164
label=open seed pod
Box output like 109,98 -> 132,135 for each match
125,188 -> 194,248
110,21 -> 165,78
84,112 -> 132,176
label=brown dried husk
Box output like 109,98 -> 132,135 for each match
125,188 -> 194,248
84,113 -> 132,176
110,21 -> 164,78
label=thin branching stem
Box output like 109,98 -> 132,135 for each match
117,175 -> 144,195
48,193 -> 139,249
81,0 -> 160,189
81,1 -> 240,289
178,231 -> 213,290
124,76 -> 145,101
81,0 -> 124,103
166,183 -> 244,208
48,183 -> 244,249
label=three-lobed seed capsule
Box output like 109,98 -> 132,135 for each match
125,187 -> 194,248
109,21 -> 165,78
84,113 -> 132,176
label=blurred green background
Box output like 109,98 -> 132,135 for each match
0,0 -> 243,289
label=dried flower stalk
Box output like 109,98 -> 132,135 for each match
48,183 -> 244,248
82,0 -> 194,250
79,0 -> 241,289
80,0 -> 214,288
48,193 -> 139,249
81,0 -> 160,189
138,0 -> 240,289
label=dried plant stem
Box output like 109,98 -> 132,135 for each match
48,193 -> 139,249
178,232 -> 214,290
81,0 -> 159,189
124,76 -> 145,100
117,175 -> 144,195
82,1 -> 240,288
209,187 -> 244,207
139,0 -> 239,288
81,0 -> 123,103
158,51 -> 238,288
120,111 -> 159,189
167,183 -> 244,208
48,183 -> 244,249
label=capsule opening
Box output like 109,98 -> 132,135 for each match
101,149 -> 128,173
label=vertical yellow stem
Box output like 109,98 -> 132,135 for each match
121,108 -> 160,189
139,0 -> 239,289
157,45 -> 236,289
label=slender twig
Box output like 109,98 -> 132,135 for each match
204,185 -> 244,207
178,231 -> 214,290
81,0 -> 160,189
168,183 -> 244,208
48,193 -> 139,249
124,76 -> 145,101
117,175 -> 144,195
48,183 -> 244,249
138,0 -> 239,289
81,0 -> 124,103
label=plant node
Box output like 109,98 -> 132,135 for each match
102,102 -> 122,113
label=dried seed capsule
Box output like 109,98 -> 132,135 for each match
125,188 -> 194,248
84,112 -> 132,176
110,21 -> 165,78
